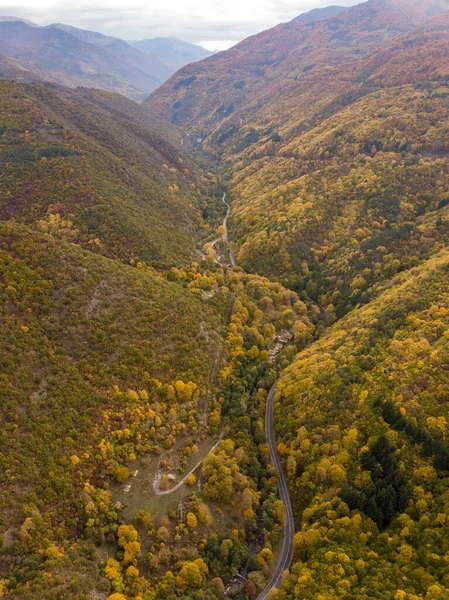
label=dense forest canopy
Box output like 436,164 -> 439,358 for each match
2,0 -> 449,598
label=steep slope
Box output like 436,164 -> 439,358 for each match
273,248 -> 449,599
0,221 -> 229,599
148,0 -> 449,315
0,77 -> 232,599
225,16 -> 449,312
0,74 -> 318,599
0,52 -> 40,82
131,36 -> 214,72
0,80 -> 206,268
146,7 -> 449,595
294,5 -> 349,22
148,0 -> 449,129
51,23 -> 173,91
4,1 -> 449,598
0,20 -> 168,100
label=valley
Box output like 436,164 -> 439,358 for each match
0,18 -> 213,101
258,383 -> 295,600
211,194 -> 236,268
2,0 -> 449,599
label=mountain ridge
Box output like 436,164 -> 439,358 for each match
148,0 -> 449,128
0,18 -> 214,100
3,1 -> 449,598
0,79 -> 206,266
130,36 -> 214,72
294,5 -> 348,22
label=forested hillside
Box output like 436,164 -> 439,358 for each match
0,222 -> 229,594
0,79 -> 240,598
145,1 -> 449,598
274,248 -> 449,599
149,0 -> 449,314
0,75 -> 319,598
3,0 -> 449,598
0,220 -> 317,599
0,19 -> 214,101
0,80 -> 205,267
149,0 -> 449,130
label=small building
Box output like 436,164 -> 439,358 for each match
167,473 -> 176,482
123,484 -> 131,493
277,330 -> 293,344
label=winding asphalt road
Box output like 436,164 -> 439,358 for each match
257,383 -> 295,600
213,191 -> 294,596
216,189 -> 294,597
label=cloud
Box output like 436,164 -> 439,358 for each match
0,0 -> 362,44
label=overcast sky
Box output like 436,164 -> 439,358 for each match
1,0 -> 361,50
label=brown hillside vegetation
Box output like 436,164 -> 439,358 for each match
0,53 -> 40,83
145,1 -> 449,598
0,80 -> 206,268
149,0 -> 449,315
149,0 -> 449,131
0,20 -> 171,101
3,0 -> 449,598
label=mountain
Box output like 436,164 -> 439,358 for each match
294,5 -> 348,22
0,72 -> 318,600
0,16 -> 37,25
0,52 -> 40,82
4,0 -> 449,598
0,216 -> 233,598
149,0 -> 449,128
51,23 -> 174,84
0,19 -> 170,100
0,79 -> 206,266
131,36 -> 214,72
0,19 -> 216,101
146,2 -> 449,595
275,246 -> 449,599
0,77 -> 230,597
148,0 -> 449,311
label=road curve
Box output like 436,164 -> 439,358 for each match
153,432 -> 224,496
212,193 -> 236,267
257,383 -> 295,600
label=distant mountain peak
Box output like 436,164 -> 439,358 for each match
50,22 -> 120,43
294,0 -> 449,24
0,20 -> 213,101
130,36 -> 214,71
294,5 -> 348,22
0,15 -> 39,26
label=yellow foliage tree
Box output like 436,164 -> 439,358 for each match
116,466 -> 131,483
176,558 -> 208,593
186,512 -> 198,529
117,525 -> 140,564
187,474 -> 197,486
